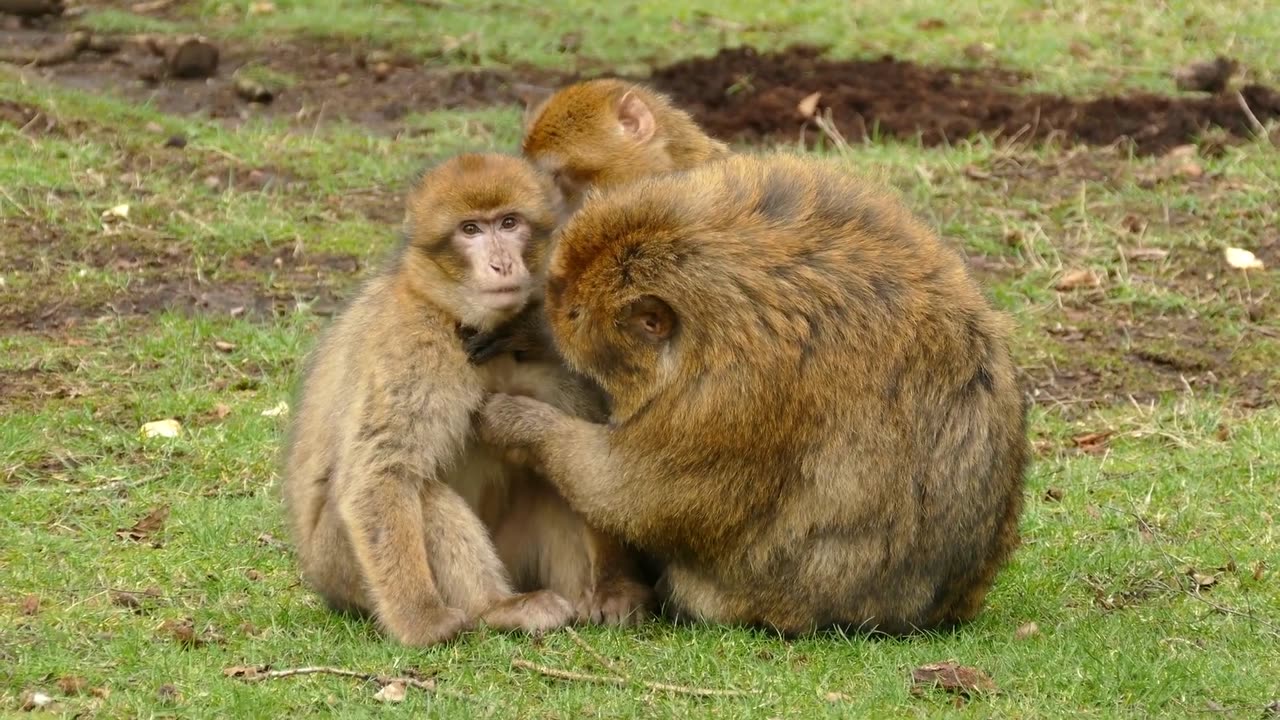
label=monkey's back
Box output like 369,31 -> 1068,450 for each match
560,153 -> 1028,632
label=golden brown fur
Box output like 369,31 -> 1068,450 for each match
282,153 -> 650,647
521,78 -> 729,209
479,153 -> 1028,635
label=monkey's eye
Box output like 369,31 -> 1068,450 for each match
461,222 -> 481,236
500,215 -> 519,230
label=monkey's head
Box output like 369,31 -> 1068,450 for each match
520,79 -> 723,215
542,177 -> 720,417
406,153 -> 560,329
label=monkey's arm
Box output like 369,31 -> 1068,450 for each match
479,393 -> 708,548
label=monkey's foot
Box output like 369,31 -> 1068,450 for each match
385,606 -> 470,647
479,590 -> 575,634
577,579 -> 654,627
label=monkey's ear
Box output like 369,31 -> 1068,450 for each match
513,82 -> 554,128
625,295 -> 676,342
616,90 -> 656,144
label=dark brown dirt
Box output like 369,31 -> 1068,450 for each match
649,46 -> 1280,155
8,28 -> 1279,154
0,217 -> 359,331
1,28 -> 562,129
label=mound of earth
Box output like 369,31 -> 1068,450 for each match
649,46 -> 1280,155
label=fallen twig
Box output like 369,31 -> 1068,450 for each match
512,658 -> 757,698
1234,91 -> 1267,138
226,665 -> 468,700
564,627 -> 624,676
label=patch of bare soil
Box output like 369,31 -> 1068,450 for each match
0,217 -> 358,331
1,27 -> 563,128
9,28 -> 1279,153
649,46 -> 1280,155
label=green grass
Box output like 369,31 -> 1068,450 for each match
3,0 -> 1280,716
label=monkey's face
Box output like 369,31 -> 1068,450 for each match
407,154 -> 558,327
448,212 -> 539,313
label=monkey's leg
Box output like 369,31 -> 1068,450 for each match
301,499 -> 372,615
493,478 -> 651,627
337,476 -> 469,647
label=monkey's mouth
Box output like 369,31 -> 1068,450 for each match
477,286 -> 527,307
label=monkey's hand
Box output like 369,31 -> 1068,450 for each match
478,392 -> 563,449
463,326 -> 522,365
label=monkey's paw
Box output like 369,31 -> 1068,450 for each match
387,606 -> 470,647
577,579 -> 654,627
478,393 -> 558,448
479,590 -> 575,634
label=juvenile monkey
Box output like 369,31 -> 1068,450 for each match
282,153 -> 651,647
520,78 -> 729,211
479,154 -> 1028,635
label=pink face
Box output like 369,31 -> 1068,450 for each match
455,211 -> 535,312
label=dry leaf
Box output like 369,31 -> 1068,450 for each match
1124,247 -> 1169,262
1071,430 -> 1113,454
796,91 -> 821,119
261,401 -> 289,418
248,1 -> 275,14
1224,247 -> 1264,270
223,665 -> 267,679
1190,572 -> 1218,591
56,676 -> 88,695
963,42 -> 995,60
916,17 -> 946,30
116,506 -> 169,542
140,418 -> 182,439
161,618 -> 204,648
1043,487 -> 1065,502
213,340 -> 236,353
211,403 -> 232,420
1054,269 -> 1102,291
823,691 -> 851,702
101,204 -> 130,221
156,683 -> 181,704
110,586 -> 162,611
245,569 -> 262,581
911,661 -> 997,697
1254,562 -> 1267,582
963,165 -> 992,180
374,681 -> 407,703
20,594 -> 40,615
1014,621 -> 1040,640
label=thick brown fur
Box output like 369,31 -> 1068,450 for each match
479,153 -> 1028,635
282,153 -> 650,647
521,78 -> 729,209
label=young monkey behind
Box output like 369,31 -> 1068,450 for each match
282,153 -> 650,647
521,78 -> 729,211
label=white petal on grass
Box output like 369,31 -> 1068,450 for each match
1224,247 -> 1264,270
140,419 -> 182,438
261,401 -> 290,418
